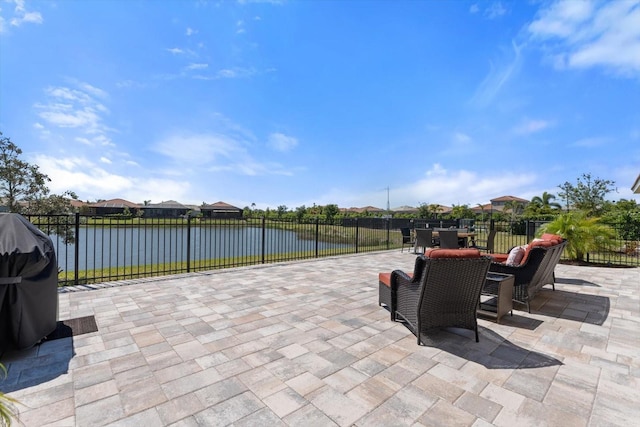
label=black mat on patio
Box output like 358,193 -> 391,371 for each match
45,315 -> 98,341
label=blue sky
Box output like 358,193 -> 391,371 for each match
1,0 -> 639,210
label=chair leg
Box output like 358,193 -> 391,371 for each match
475,326 -> 479,342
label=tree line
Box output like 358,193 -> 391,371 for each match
2,131 -> 639,245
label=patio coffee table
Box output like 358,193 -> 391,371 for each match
477,272 -> 514,323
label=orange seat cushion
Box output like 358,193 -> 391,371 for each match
520,239 -> 557,264
424,248 -> 481,259
540,233 -> 563,243
379,272 -> 391,287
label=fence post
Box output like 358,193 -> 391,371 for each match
313,218 -> 319,258
186,216 -> 191,273
261,217 -> 266,264
526,220 -> 535,242
74,212 -> 80,286
355,218 -> 359,253
386,218 -> 390,250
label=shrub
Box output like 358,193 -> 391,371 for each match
539,212 -> 616,262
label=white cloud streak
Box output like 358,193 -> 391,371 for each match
153,132 -> 296,176
34,83 -> 114,146
470,40 -> 523,107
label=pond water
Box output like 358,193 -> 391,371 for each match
50,225 -> 351,272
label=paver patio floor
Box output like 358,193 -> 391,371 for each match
1,250 -> 639,426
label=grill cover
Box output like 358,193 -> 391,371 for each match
0,213 -> 58,351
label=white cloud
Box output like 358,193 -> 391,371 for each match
3,0 -> 43,31
268,132 -> 298,152
166,47 -> 185,55
469,2 -> 507,19
35,82 -> 114,147
154,133 -> 241,165
34,154 -> 190,203
309,164 -> 538,209
571,136 -> 609,147
186,27 -> 197,36
154,131 -> 296,177
77,82 -> 108,99
237,0 -> 284,5
100,156 -> 112,164
236,20 -> 245,34
513,119 -> 552,135
185,63 -> 208,70
528,0 -> 640,77
191,67 -> 272,81
216,67 -> 256,79
409,164 -> 536,207
35,155 -> 133,195
453,132 -> 472,144
485,2 -> 507,19
34,82 -> 114,154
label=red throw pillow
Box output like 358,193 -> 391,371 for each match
424,248 -> 481,259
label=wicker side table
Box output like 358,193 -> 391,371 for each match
477,272 -> 514,323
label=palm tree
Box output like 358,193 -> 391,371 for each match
1,363 -> 19,426
503,200 -> 523,222
539,212 -> 616,262
531,192 -> 562,211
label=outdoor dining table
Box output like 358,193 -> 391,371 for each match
430,230 -> 476,247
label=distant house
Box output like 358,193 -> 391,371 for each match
471,203 -> 492,215
87,199 -> 141,216
140,200 -> 189,218
392,205 -> 418,215
69,199 -> 88,211
633,174 -> 640,194
183,205 -> 202,217
489,195 -> 529,212
201,201 -> 243,219
340,206 -> 386,215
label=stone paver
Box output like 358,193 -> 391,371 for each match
1,251 -> 639,426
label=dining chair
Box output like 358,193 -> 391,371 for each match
413,228 -> 434,253
438,230 -> 459,249
473,229 -> 497,253
400,227 -> 414,252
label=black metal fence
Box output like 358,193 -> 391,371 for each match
22,214 -> 640,287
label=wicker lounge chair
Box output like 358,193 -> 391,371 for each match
489,238 -> 567,312
378,255 -> 427,320
392,249 -> 492,344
